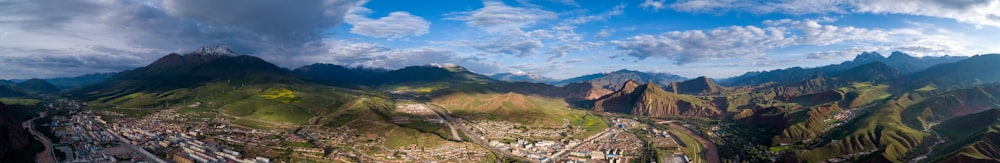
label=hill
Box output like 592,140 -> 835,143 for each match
15,79 -> 59,94
593,80 -> 719,117
927,109 -> 1000,162
665,76 -> 727,95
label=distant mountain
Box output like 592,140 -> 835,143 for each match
489,72 -> 556,83
376,64 -> 495,85
294,63 -> 494,89
0,80 -> 12,86
548,69 -> 687,100
721,51 -> 966,86
909,54 -> 1000,90
664,76 -> 726,95
293,63 -> 386,87
15,79 -> 59,94
593,80 -> 719,117
43,72 -> 115,89
70,45 -> 299,100
553,69 -> 687,89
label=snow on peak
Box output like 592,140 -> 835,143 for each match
190,45 -> 237,56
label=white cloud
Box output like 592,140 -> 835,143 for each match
665,0 -> 1000,28
301,40 -> 503,73
611,19 -> 891,63
640,0 -> 668,12
851,0 -> 1000,28
0,0 -> 357,78
345,2 -> 431,39
595,29 -> 614,38
444,1 -> 557,33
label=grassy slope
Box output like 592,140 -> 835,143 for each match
789,91 -> 932,162
88,81 -> 364,126
432,84 -> 609,138
927,109 -> 1000,162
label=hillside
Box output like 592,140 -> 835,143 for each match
901,83 -> 1000,130
551,69 -> 687,91
593,80 -> 719,117
910,54 -> 1000,90
15,79 -> 59,94
927,109 -> 1000,162
665,76 -> 727,95
0,102 -> 35,161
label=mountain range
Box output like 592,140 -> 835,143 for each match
6,45 -> 1000,162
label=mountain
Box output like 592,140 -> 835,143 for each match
910,54 -> 1000,90
0,102 -> 33,161
293,63 -> 386,87
0,87 -> 26,98
0,80 -> 12,86
553,69 -> 687,90
490,72 -> 556,83
721,51 -> 966,86
14,79 -> 59,94
43,72 -> 115,89
592,80 -> 719,117
664,76 -> 727,95
927,109 -> 1000,162
376,64 -> 495,85
70,45 -> 299,100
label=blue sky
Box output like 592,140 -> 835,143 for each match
2,0 -> 1000,79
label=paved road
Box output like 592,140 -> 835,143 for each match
667,122 -> 720,163
425,103 -> 525,161
550,128 -> 614,161
420,104 -> 462,141
23,112 -> 55,163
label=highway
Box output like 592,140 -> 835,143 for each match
424,103 -> 528,162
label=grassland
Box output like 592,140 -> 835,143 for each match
0,98 -> 39,105
87,81 -> 384,128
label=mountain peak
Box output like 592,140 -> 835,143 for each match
189,45 -> 237,57
853,51 -> 885,62
887,51 -> 915,60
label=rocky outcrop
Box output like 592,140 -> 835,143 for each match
593,80 -> 720,117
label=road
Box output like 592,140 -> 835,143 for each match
549,128 -> 614,161
667,122 -> 721,163
85,117 -> 168,163
420,104 -> 462,141
23,112 -> 55,163
424,103 -> 525,161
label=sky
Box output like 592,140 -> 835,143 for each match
2,0 -> 1000,80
